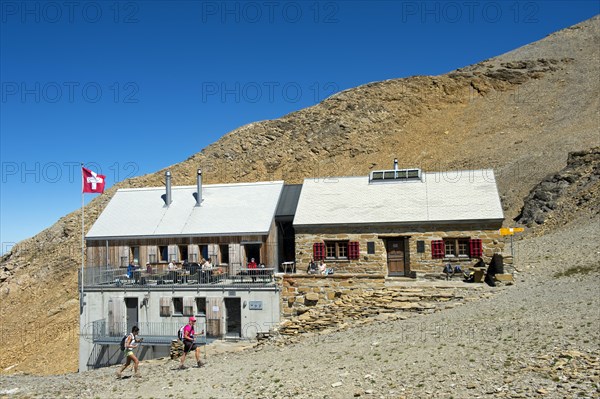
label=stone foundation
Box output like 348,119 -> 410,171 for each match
280,274 -> 385,317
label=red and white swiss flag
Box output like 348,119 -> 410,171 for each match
82,167 -> 106,194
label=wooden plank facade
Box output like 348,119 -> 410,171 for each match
86,228 -> 279,269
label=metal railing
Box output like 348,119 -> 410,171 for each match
91,319 -> 207,344
80,265 -> 276,289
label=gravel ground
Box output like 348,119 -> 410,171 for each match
1,217 -> 599,399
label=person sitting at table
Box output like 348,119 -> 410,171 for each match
168,260 -> 177,270
127,261 -> 136,279
146,262 -> 152,274
201,258 -> 212,270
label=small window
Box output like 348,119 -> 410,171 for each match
120,256 -> 128,267
416,241 -> 425,253
367,242 -> 375,255
372,171 -> 384,180
444,240 -> 456,257
159,246 -> 168,262
173,297 -> 183,315
196,297 -> 206,315
407,169 -> 420,179
325,241 -> 349,260
148,254 -> 157,263
179,245 -> 188,262
220,244 -> 229,264
436,237 -> 482,259
457,239 -> 469,257
443,238 -> 474,258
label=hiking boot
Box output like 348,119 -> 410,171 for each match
115,371 -> 122,379
197,361 -> 204,368
179,364 -> 188,370
134,372 -> 142,378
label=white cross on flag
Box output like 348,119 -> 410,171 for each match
82,167 -> 106,193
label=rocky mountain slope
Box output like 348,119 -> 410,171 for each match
1,15 -> 598,375
515,147 -> 600,233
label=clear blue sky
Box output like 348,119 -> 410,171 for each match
0,1 -> 598,254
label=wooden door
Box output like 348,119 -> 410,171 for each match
387,238 -> 408,276
206,297 -> 223,338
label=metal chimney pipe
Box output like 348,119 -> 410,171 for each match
196,169 -> 202,206
393,158 -> 399,171
165,171 -> 172,206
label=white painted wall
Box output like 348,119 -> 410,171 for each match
79,287 -> 280,371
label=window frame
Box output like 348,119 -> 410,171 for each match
325,241 -> 349,260
443,238 -> 473,258
433,238 -> 482,259
172,297 -> 183,315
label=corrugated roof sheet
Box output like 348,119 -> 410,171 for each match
86,181 -> 284,239
293,170 -> 504,227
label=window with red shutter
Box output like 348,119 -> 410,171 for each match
313,242 -> 325,260
469,239 -> 482,258
348,242 -> 360,260
431,240 -> 444,259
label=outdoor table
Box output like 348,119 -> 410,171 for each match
281,261 -> 295,274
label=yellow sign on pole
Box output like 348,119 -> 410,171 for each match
499,227 -> 525,236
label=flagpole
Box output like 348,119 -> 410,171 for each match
81,162 -> 85,310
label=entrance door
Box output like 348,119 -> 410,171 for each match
224,298 -> 241,338
386,238 -> 409,276
125,298 -> 138,334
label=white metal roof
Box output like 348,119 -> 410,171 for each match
293,170 -> 504,227
86,181 -> 284,239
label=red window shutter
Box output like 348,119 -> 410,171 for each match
348,242 -> 360,260
431,240 -> 444,259
469,239 -> 482,257
313,242 -> 325,260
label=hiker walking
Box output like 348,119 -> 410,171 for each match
117,326 -> 142,378
179,316 -> 204,369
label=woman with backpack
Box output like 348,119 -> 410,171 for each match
179,316 -> 204,369
116,326 -> 142,379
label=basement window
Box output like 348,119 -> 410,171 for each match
172,297 -> 183,315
